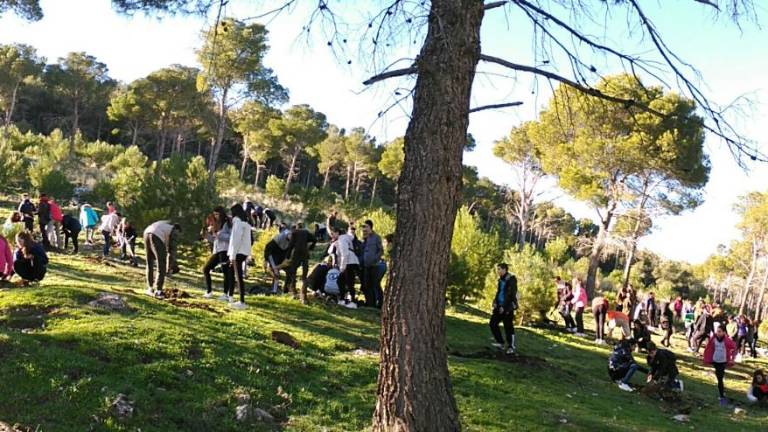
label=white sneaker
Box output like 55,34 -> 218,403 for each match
203,292 -> 213,299
145,288 -> 155,296
575,332 -> 586,337
491,342 -> 504,350
230,301 -> 247,310
677,379 -> 684,392
618,383 -> 634,392
506,346 -> 516,355
218,294 -> 230,302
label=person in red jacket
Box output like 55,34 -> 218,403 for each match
703,325 -> 737,406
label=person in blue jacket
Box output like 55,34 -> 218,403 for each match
79,203 -> 99,245
490,263 -> 518,354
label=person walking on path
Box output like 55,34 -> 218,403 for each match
17,193 -> 36,233
202,207 -> 233,300
490,263 -> 518,355
227,205 -> 252,310
143,220 -> 180,299
61,214 -> 81,254
361,220 -> 384,308
79,204 -> 99,245
571,278 -> 588,337
703,325 -> 737,406
592,296 -> 609,344
690,305 -> 714,354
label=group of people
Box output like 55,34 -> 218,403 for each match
198,201 -> 390,310
549,276 -> 766,406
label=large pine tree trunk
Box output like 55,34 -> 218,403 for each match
208,89 -> 229,177
586,211 -> 613,297
739,241 -> 758,316
370,176 -> 378,206
131,125 -> 139,147
753,268 -> 768,320
372,2 -> 484,431
345,165 -> 352,199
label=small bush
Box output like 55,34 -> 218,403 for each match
486,245 -> 555,322
265,175 -> 285,200
447,206 -> 500,305
359,208 -> 396,237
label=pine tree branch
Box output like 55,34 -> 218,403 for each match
362,66 -> 417,85
469,102 -> 523,113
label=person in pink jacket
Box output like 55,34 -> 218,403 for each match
0,234 -> 13,281
703,325 -> 737,406
571,277 -> 589,336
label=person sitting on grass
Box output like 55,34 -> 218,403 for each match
633,319 -> 652,353
703,324 -> 737,407
747,369 -> 768,404
0,233 -> 14,282
646,342 -> 683,391
489,263 -> 518,355
13,231 -> 48,284
608,338 -> 648,392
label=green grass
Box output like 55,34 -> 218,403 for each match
1,241 -> 768,431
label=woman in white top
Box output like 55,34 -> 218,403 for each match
328,227 -> 360,305
227,204 -> 252,309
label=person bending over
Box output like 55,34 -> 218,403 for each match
143,220 -> 181,299
646,342 -> 683,391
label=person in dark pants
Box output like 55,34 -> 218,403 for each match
328,227 -> 360,306
703,325 -> 737,406
609,338 -> 648,392
646,342 -> 683,391
37,194 -> 52,249
489,263 -> 518,355
689,306 -> 714,354
17,193 -> 36,233
143,220 -> 180,299
202,207 -> 233,299
659,301 -> 675,347
633,319 -> 652,353
361,220 -> 384,308
227,205 -> 253,310
263,208 -> 276,229
118,218 -> 138,266
13,231 -> 48,283
592,296 -> 609,344
263,230 -> 291,294
61,214 -> 81,254
99,212 -> 120,258
285,222 -> 317,303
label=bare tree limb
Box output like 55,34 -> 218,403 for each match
363,66 -> 417,85
693,0 -> 721,11
484,1 -> 509,11
469,101 -> 523,113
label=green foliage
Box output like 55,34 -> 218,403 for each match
215,164 -> 245,193
378,137 -> 404,182
544,237 -> 570,266
0,137 -> 26,190
359,208 -> 396,238
488,245 -> 555,322
77,140 -> 125,166
89,180 -> 116,205
265,175 -> 285,200
28,165 -> 73,199
0,43 -> 44,120
447,207 -> 500,305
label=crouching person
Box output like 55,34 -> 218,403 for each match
747,369 -> 768,404
143,220 -> 181,299
490,263 -> 518,355
608,338 -> 648,392
646,342 -> 683,391
13,232 -> 48,284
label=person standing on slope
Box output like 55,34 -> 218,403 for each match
227,205 -> 252,310
571,277 -> 588,337
490,263 -> 518,355
703,325 -> 737,407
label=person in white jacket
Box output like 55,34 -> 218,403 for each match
227,204 -> 252,310
328,227 -> 360,306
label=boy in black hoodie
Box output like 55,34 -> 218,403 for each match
646,342 -> 683,391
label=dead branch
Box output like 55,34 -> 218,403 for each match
469,102 -> 523,113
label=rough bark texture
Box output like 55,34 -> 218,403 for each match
208,88 -> 229,176
372,2 -> 484,431
587,212 -> 612,297
739,240 -> 758,316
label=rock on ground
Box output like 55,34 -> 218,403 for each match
110,394 -> 134,419
89,293 -> 130,312
271,331 -> 299,349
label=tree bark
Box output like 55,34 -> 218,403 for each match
345,164 -> 352,200
370,176 -> 378,206
254,162 -> 262,188
284,145 -> 301,197
240,141 -> 249,179
372,2 -> 484,431
208,87 -> 229,177
4,81 -> 20,126
323,166 -> 331,188
739,240 -> 759,316
131,125 -> 139,147
586,209 -> 614,297
753,267 -> 768,320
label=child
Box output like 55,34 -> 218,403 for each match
608,338 -> 648,392
79,204 -> 99,245
747,369 -> 768,404
61,214 -> 81,254
703,325 -> 737,406
646,342 -> 683,391
607,310 -> 631,340
632,319 -> 652,353
118,218 -> 138,266
13,231 -> 48,283
683,300 -> 695,341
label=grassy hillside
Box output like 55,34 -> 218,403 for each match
1,223 -> 768,430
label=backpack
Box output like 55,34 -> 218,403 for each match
324,268 -> 341,295
50,202 -> 63,222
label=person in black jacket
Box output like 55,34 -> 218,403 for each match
659,301 -> 675,347
609,339 -> 648,392
284,223 -> 317,303
13,231 -> 48,283
37,194 -> 52,249
17,193 -> 36,233
490,263 -> 518,354
61,214 -> 81,253
689,306 -> 714,354
646,342 -> 682,391
633,319 -> 652,353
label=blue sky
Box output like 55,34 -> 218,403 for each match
1,0 -> 766,264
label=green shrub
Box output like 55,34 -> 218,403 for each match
265,175 -> 285,200
0,139 -> 26,191
216,165 -> 245,193
486,245 -> 555,322
30,168 -> 74,199
359,208 -> 396,237
447,206 -> 501,305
